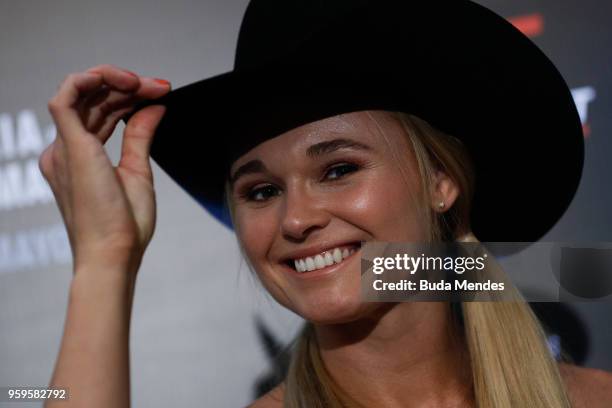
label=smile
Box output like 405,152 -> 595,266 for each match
285,242 -> 362,273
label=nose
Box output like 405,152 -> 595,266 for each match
280,183 -> 330,240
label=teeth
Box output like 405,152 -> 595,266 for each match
324,252 -> 334,266
333,248 -> 342,263
314,254 -> 326,269
291,244 -> 359,273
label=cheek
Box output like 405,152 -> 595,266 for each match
235,208 -> 276,266
339,170 -> 426,241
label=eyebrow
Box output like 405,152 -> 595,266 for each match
229,138 -> 372,187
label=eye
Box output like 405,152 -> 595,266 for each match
324,162 -> 359,181
239,162 -> 361,203
243,184 -> 280,202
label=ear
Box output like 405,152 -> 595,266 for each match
431,169 -> 459,213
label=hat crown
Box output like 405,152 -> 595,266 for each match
141,0 -> 584,247
234,0 -> 371,70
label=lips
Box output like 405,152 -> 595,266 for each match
282,241 -> 362,273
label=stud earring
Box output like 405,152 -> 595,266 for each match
437,201 -> 445,209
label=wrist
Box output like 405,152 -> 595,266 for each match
70,263 -> 137,300
73,246 -> 143,276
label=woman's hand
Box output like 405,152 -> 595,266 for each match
39,64 -> 171,273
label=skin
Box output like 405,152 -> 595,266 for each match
231,111 -> 475,407
230,111 -> 455,324
42,64 -> 171,407
43,65 -> 612,408
231,112 -> 612,408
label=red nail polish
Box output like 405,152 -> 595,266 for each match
153,78 -> 171,87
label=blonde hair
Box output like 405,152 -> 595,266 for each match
224,111 -> 572,407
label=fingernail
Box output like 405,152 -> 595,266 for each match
153,78 -> 171,87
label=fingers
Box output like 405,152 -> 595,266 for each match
118,105 -> 167,180
85,64 -> 141,92
46,64 -> 170,179
49,64 -> 171,155
47,72 -> 105,142
80,77 -> 170,135
75,65 -> 140,144
133,76 -> 172,99
48,65 -> 139,149
42,65 -> 169,270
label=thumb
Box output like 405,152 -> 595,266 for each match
119,105 -> 166,179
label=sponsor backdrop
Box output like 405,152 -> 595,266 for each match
0,0 -> 610,406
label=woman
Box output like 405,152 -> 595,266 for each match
41,0 -> 612,407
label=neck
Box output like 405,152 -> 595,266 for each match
314,302 -> 474,408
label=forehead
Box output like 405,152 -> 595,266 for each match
230,110 -> 404,171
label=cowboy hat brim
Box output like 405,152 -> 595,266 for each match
122,0 -> 584,251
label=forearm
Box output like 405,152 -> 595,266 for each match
45,265 -> 137,408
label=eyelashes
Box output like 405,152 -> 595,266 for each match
239,162 -> 361,203
324,162 -> 360,181
245,185 -> 277,202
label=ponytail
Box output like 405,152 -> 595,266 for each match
280,112 -> 572,407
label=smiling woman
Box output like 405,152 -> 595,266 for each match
42,0 -> 611,407
225,111 -> 455,321
223,110 -> 571,407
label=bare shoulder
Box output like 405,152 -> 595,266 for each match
245,383 -> 285,408
559,362 -> 612,408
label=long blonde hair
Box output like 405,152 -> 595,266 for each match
224,111 -> 572,407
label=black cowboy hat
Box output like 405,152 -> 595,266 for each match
122,0 -> 584,249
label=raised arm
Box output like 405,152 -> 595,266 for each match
40,64 -> 170,407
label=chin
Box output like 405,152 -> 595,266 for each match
292,292 -> 378,325
259,248 -> 379,324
